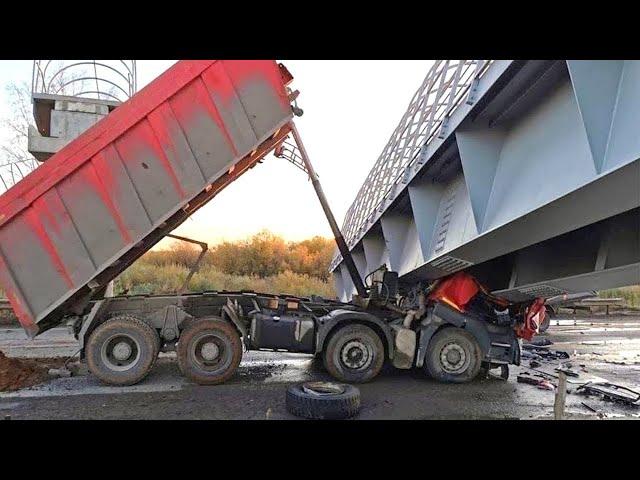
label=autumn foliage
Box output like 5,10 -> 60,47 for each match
116,230 -> 337,298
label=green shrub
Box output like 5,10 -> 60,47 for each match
115,263 -> 336,299
599,285 -> 640,308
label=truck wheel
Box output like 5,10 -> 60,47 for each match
177,318 -> 242,385
86,315 -> 160,386
286,382 -> 361,420
323,324 -> 385,383
423,327 -> 482,383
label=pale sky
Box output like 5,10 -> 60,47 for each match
0,60 -> 434,247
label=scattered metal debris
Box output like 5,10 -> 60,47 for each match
555,366 -> 579,377
537,380 -> 556,391
517,373 -> 556,390
526,338 -> 554,347
522,344 -> 570,361
576,382 -> 640,407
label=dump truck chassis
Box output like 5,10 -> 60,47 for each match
71,289 -> 520,386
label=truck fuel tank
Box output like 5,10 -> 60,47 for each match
250,313 -> 315,353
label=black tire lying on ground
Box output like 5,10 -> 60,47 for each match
286,382 -> 361,420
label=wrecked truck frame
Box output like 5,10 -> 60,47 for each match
69,270 -> 531,386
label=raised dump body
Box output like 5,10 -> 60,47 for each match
0,60 -> 294,337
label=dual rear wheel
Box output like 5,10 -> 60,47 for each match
86,315 -> 160,386
86,315 -> 242,386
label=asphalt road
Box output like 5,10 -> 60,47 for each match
1,313 -> 639,420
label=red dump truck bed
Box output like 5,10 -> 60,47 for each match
0,60 -> 294,337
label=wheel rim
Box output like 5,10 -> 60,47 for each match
100,333 -> 141,372
339,338 -> 373,371
188,331 -> 233,374
439,341 -> 470,374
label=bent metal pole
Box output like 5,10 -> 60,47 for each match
290,123 -> 368,299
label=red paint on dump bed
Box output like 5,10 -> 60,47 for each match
24,209 -> 74,289
80,159 -> 132,244
0,60 -> 293,336
0,62 -> 216,223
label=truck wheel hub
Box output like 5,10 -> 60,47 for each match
341,340 -> 371,370
113,341 -> 133,361
440,343 -> 467,373
101,334 -> 141,371
200,342 -> 220,361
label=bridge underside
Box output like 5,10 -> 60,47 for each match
333,60 -> 640,302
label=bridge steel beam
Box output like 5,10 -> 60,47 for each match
333,60 -> 640,302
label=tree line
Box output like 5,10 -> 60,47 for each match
142,230 -> 336,281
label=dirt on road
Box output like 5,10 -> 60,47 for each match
0,351 -> 65,392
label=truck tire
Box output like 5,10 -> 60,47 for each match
177,318 -> 242,385
86,315 -> 160,386
423,327 -> 482,383
286,382 -> 360,419
323,324 -> 385,383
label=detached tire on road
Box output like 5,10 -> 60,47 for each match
177,318 -> 242,385
323,323 -> 385,383
423,327 -> 482,383
286,382 -> 361,420
86,315 -> 160,386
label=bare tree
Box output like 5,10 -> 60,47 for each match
0,62 -> 94,191
0,81 -> 37,191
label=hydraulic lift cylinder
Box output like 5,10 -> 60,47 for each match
290,124 -> 368,299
